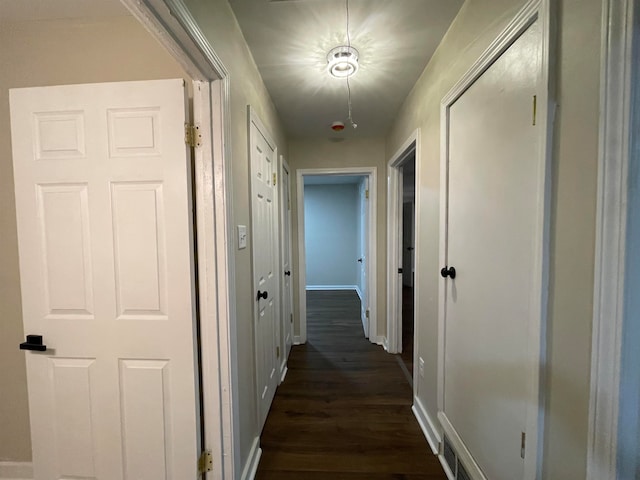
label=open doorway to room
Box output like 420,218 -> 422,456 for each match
387,132 -> 418,387
296,168 -> 378,344
400,154 -> 416,379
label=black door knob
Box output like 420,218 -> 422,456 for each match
357,258 -> 363,263
440,266 -> 456,279
284,270 -> 291,276
20,334 -> 47,352
257,290 -> 268,300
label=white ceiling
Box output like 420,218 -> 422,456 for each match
1,0 -> 464,139
0,0 -> 129,22
229,0 -> 464,138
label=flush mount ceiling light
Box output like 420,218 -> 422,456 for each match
327,46 -> 359,78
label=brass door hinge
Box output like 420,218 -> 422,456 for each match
276,346 -> 280,358
273,173 -> 277,186
521,432 -> 526,459
290,313 -> 293,323
532,95 -> 537,126
198,450 -> 213,474
365,189 -> 369,199
365,309 -> 370,319
185,123 -> 202,148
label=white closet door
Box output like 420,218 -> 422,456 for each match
443,19 -> 542,480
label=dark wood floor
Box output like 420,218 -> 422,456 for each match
255,290 -> 446,479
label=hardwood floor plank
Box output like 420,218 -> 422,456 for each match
255,290 -> 446,479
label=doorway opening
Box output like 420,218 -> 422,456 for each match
296,168 -> 378,344
387,131 -> 418,382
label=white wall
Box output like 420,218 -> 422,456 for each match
290,138 -> 387,338
304,184 -> 360,287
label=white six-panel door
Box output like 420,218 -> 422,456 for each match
442,18 -> 543,480
249,110 -> 279,430
280,159 -> 294,363
10,79 -> 200,480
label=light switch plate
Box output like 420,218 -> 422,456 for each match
237,225 -> 247,249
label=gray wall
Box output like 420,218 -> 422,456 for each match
304,184 -> 360,287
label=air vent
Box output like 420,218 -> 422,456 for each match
457,462 -> 471,480
443,436 -> 457,474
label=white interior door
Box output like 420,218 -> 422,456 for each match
281,159 -> 293,363
358,177 -> 369,336
10,79 -> 200,480
249,111 -> 279,430
442,19 -> 542,480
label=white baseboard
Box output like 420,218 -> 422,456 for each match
0,462 -> 33,480
305,285 -> 358,291
355,285 -> 364,301
280,364 -> 288,383
293,335 -> 302,345
412,396 -> 441,455
377,335 -> 387,349
240,437 -> 262,480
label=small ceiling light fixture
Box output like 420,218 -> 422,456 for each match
327,45 -> 359,78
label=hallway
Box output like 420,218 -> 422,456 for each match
256,290 -> 446,479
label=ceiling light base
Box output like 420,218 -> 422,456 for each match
327,46 -> 359,78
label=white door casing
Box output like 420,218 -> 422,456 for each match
358,177 -> 369,336
280,157 -> 294,373
296,168 -> 378,344
11,79 -> 200,480
249,108 -> 279,430
438,2 -> 553,479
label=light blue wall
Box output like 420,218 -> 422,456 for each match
305,184 -> 359,287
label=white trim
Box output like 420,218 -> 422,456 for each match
355,284 -> 363,301
437,1 -> 553,479
293,335 -> 303,345
377,336 -> 387,348
278,155 -> 294,377
439,413 -> 488,480
240,437 -> 262,480
280,365 -> 288,383
296,167 -> 378,344
0,462 -> 33,480
412,396 -> 441,455
587,0 -> 636,478
386,130 -> 419,356
305,285 -> 359,291
118,1 -> 238,478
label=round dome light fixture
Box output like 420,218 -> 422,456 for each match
327,46 -> 359,78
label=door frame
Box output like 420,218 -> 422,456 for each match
120,1 -> 238,478
296,167 -> 378,344
279,155 -> 293,379
386,129 -> 419,355
437,1 -> 554,478
587,0 -> 640,478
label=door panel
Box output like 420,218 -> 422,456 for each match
11,79 -> 199,480
281,161 -> 294,360
250,115 -> 279,429
443,20 -> 541,480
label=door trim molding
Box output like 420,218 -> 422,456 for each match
386,129 -> 419,356
438,1 -> 554,478
119,1 -> 238,478
296,167 -> 378,344
587,0 -> 638,478
278,155 -> 293,378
